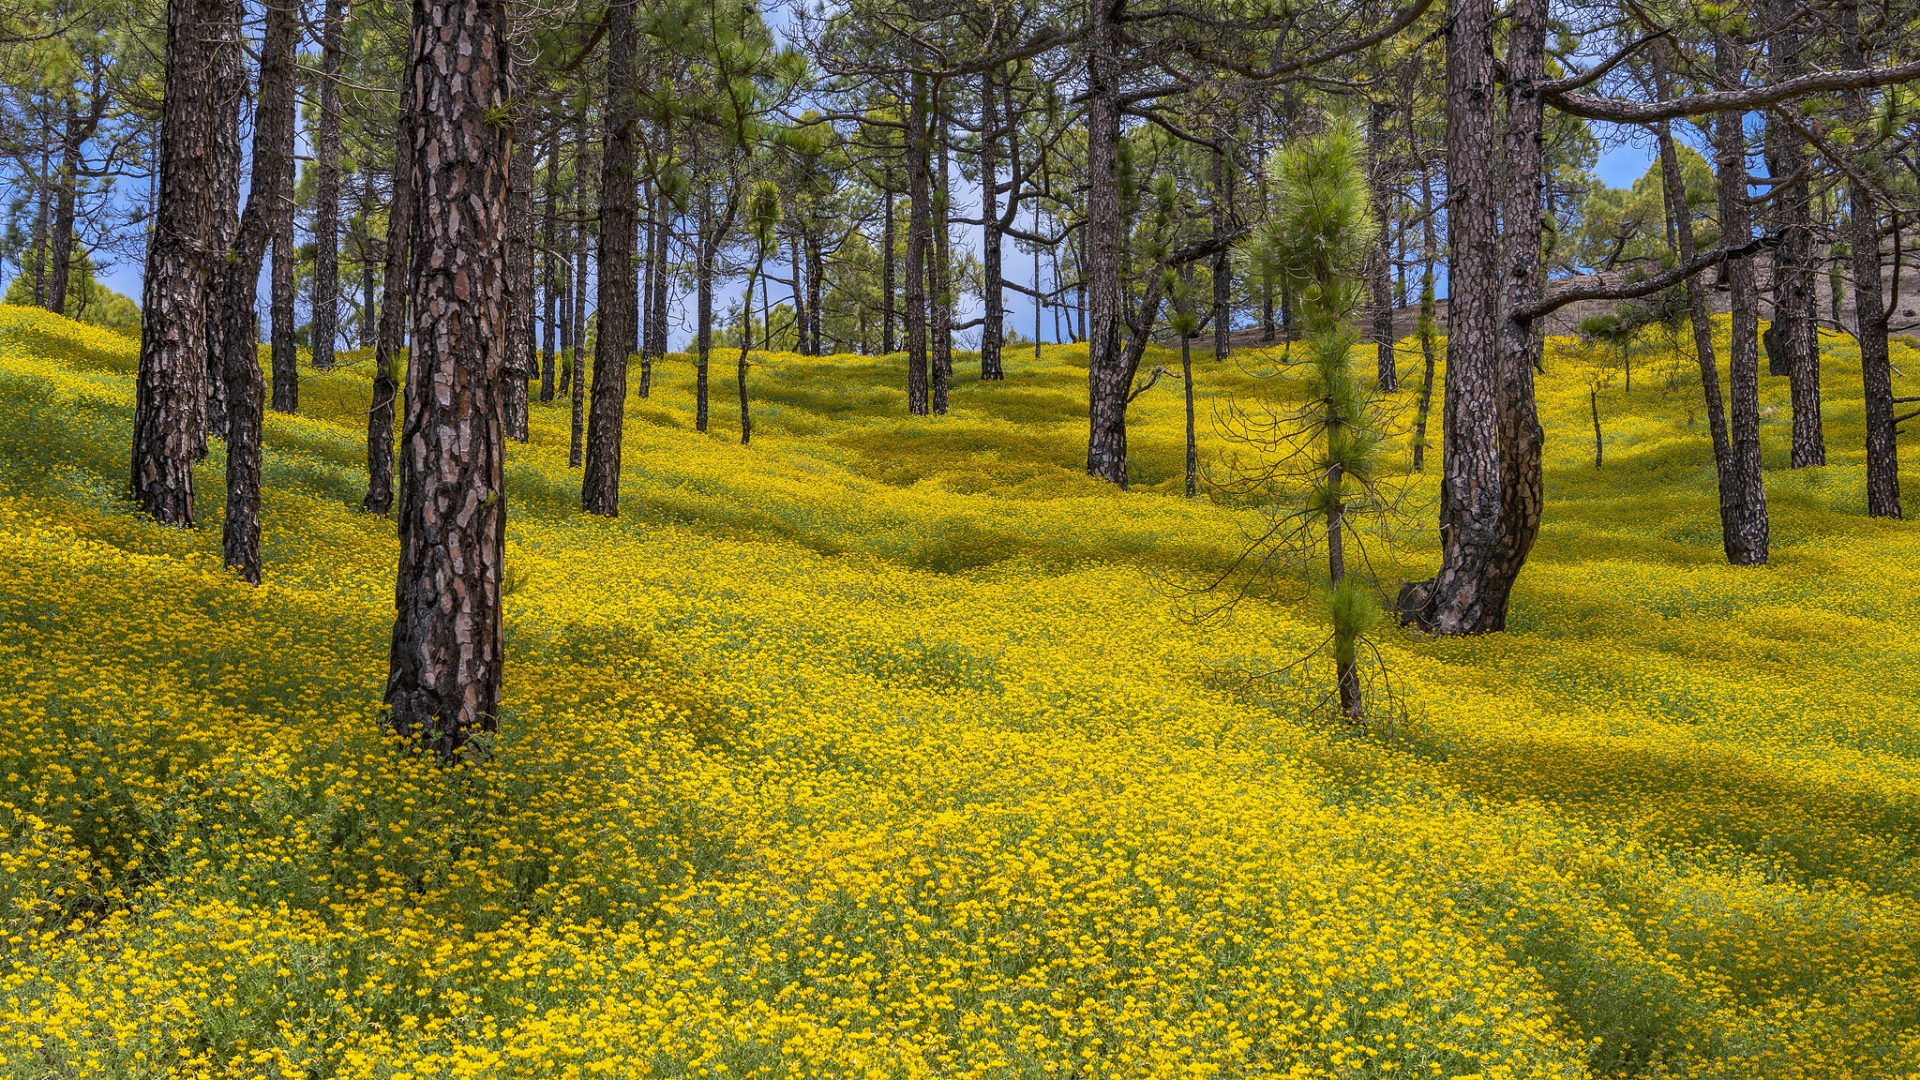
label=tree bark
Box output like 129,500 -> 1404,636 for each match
1412,163 -> 1439,472
386,0 -> 512,758
1406,0 -> 1505,630
979,65 -> 1005,380
540,132 -> 558,402
904,73 -> 931,414
1211,143 -> 1231,363
1766,0 -> 1822,467
209,0 -> 295,581
881,173 -> 896,355
503,66 -> 536,444
1841,0 -> 1901,518
359,172 -> 378,347
1367,99 -> 1397,389
583,0 -> 639,516
1084,0 -> 1128,484
1712,33 -> 1769,564
270,180 -> 299,413
364,58 -> 416,517
47,88 -> 104,316
930,102 -> 952,414
570,113 -> 591,463
129,0 -> 244,526
201,56 -> 244,450
311,0 -> 345,371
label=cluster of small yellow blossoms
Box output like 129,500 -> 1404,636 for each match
0,303 -> 1916,1079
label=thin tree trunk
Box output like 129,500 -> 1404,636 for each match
569,112 -> 590,464
696,199 -> 714,432
1412,164 -> 1439,472
1590,387 -> 1602,468
364,59 -> 415,517
360,172 -> 378,348
270,165 -> 298,413
214,0 -> 296,581
931,103 -> 952,414
1212,144 -> 1232,362
738,257 -> 758,444
881,175 -> 896,354
905,72 -> 931,415
540,132 -> 558,402
504,75 -> 536,444
652,181 -> 671,359
1841,0 -> 1901,518
558,211 -> 574,396
311,0 -> 345,371
29,131 -> 48,309
640,178 -> 659,394
1712,32 -> 1769,563
386,0 -> 512,758
979,65 -> 1005,380
1182,333 -> 1196,496
1764,0 -> 1823,466
1367,99 -> 1397,390
47,98 -> 94,316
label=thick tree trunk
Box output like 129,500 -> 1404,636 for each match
212,0 -> 296,582
1841,1 -> 1901,518
201,58 -> 243,451
1487,0 -> 1549,614
1406,0 -> 1505,630
503,71 -> 536,444
129,0 -> 244,526
1712,35 -> 1769,564
979,65 -> 1005,380
931,108 -> 952,414
1367,100 -> 1397,390
364,63 -> 416,517
904,73 -> 931,414
1766,0 -> 1823,467
311,0 -> 345,371
1084,0 -> 1128,484
386,0 -> 512,757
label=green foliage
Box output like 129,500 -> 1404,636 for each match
2,251 -> 139,335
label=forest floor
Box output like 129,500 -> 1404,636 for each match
1,304 -> 1918,1079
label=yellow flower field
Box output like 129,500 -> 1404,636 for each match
0,303 -> 1917,1078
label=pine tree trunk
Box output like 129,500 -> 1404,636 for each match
270,188 -> 299,413
1084,0 -> 1128,485
47,103 -> 85,316
558,213 -> 575,396
212,0 -> 296,582
1408,0 -> 1505,630
386,0 -> 512,757
695,204 -> 713,433
1712,34 -> 1770,564
1412,166 -> 1439,472
569,113 -> 590,464
738,260 -> 757,444
201,55 -> 244,451
360,172 -> 379,348
904,73 -> 931,415
1211,144 -> 1231,363
311,0 -> 345,371
931,109 -> 952,414
503,71 -> 535,444
540,133 -> 558,402
1766,0 -> 1823,466
583,0 -> 639,515
129,0 -> 244,526
1182,334 -> 1196,496
979,65 -> 1004,381
881,176 -> 896,355
806,237 -> 822,355
1367,100 -> 1396,390
364,61 -> 415,517
1841,0 -> 1901,518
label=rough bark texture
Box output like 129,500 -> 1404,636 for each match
1713,35 -> 1770,564
364,64 -> 416,517
653,178 -> 672,361
503,77 -> 536,443
1211,145 -> 1231,363
540,134 -> 558,402
930,110 -> 952,414
570,197 -> 588,464
881,177 -> 895,355
1084,0 -> 1128,485
1411,164 -> 1438,471
1766,0 -> 1823,466
48,85 -> 105,316
270,162 -> 299,413
582,0 -> 639,514
130,0 -> 244,526
1407,0 -> 1504,630
904,74 -> 931,415
1366,100 -> 1396,390
386,0 -> 513,757
199,21 -> 246,451
978,65 -> 1005,381
1489,0 -> 1548,616
1841,1 -> 1901,518
311,0 -> 345,371
213,0 -> 297,582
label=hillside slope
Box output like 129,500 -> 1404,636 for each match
1,304 -> 1917,1078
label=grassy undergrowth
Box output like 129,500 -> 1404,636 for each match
0,303 -> 1918,1078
